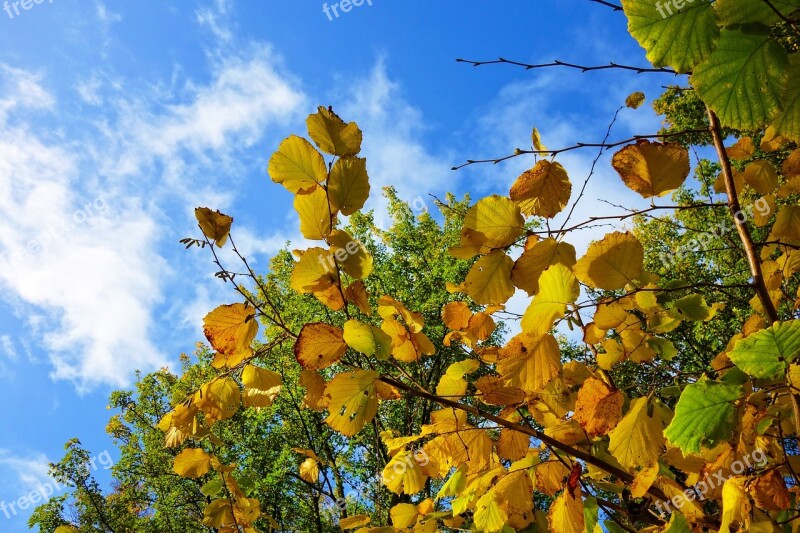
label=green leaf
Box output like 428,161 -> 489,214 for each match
664,511 -> 692,533
728,320 -> 800,379
583,496 -> 599,533
771,54 -> 800,142
692,29 -> 788,130
664,379 -> 742,454
622,0 -> 719,73
715,0 -> 800,27
668,294 -> 719,321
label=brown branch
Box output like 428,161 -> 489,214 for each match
706,108 -> 779,323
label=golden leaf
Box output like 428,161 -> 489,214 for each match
611,140 -> 690,197
573,232 -> 644,290
573,377 -> 624,437
195,207 -> 233,247
464,250 -> 515,305
294,322 -> 347,370
173,448 -> 213,478
510,160 -> 572,218
306,105 -> 362,157
324,370 -> 379,436
268,135 -> 326,193
203,303 -> 258,361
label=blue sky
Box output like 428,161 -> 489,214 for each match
0,1 -> 687,530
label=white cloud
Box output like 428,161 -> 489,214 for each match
0,43 -> 307,390
0,450 -> 52,494
195,0 -> 234,42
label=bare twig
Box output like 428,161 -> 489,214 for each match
451,129 -> 706,170
455,57 -> 679,75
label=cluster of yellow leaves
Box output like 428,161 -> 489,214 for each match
173,448 -> 264,531
175,108 -> 800,533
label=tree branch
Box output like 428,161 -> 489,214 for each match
378,375 -> 671,503
451,129 -> 707,170
455,57 -> 680,75
706,107 -> 779,323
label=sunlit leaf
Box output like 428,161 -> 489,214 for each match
510,160 -> 572,218
611,140 -> 690,198
195,207 -> 233,247
294,322 -> 347,370
268,135 -> 327,193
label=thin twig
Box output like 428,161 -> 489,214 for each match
451,129 -> 706,170
455,57 -> 679,75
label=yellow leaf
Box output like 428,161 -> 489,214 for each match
535,461 -> 571,496
268,135 -> 326,193
306,105 -> 362,157
498,426 -> 530,461
460,195 -> 525,251
594,301 -> 627,330
510,160 -> 572,218
608,396 -> 665,470
325,370 -> 379,436
196,377 -> 241,424
241,365 -> 282,408
340,514 -> 371,529
719,477 -> 751,533
464,250 -> 515,305
54,527 -> 80,533
548,490 -> 585,533
474,489 -> 507,533
783,148 -> 800,178
300,370 -> 328,410
512,238 -> 577,296
381,449 -> 427,494
344,280 -> 371,315
573,232 -> 644,290
203,499 -> 235,528
377,295 -> 425,332
520,264 -> 579,334
343,319 -> 392,360
173,448 -> 213,478
299,457 -> 319,483
630,464 -> 659,498
294,322 -> 347,370
294,187 -> 332,240
625,91 -> 646,109
195,207 -> 233,247
726,137 -> 756,160
390,503 -> 419,529
497,333 -> 562,393
573,377 -> 624,437
436,359 -> 480,397
329,157 -> 370,215
743,160 -> 779,194
475,375 -> 525,406
203,303 -> 258,361
442,301 -> 472,331
290,247 -> 338,294
328,229 -> 373,279
771,205 -> 800,241
611,140 -> 690,198
532,127 -> 548,152
750,469 -> 791,511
